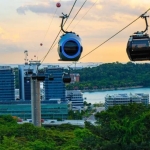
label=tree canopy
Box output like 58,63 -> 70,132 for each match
66,62 -> 150,90
0,103 -> 150,149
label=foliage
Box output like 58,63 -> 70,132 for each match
1,104 -> 150,149
68,110 -> 83,120
14,62 -> 150,90
93,102 -> 104,107
66,62 -> 150,90
94,103 -> 150,150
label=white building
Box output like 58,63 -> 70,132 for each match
105,93 -> 149,109
135,93 -> 149,105
66,90 -> 84,111
15,89 -> 19,100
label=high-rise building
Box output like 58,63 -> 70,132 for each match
0,64 -> 68,120
43,65 -> 66,101
19,65 -> 31,101
0,66 -> 15,101
19,62 -> 42,101
105,93 -> 149,109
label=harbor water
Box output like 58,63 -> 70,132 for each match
82,87 -> 150,104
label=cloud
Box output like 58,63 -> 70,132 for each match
0,43 -> 23,54
87,0 -> 148,23
16,1 -> 82,15
17,3 -> 53,15
16,0 -> 149,24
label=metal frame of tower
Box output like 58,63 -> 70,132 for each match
24,60 -> 42,127
23,51 -> 69,126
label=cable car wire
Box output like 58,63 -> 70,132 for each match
80,8 -> 150,61
56,0 -> 89,39
66,0 -> 88,30
42,8 -> 58,44
41,0 -> 88,60
67,8 -> 150,67
43,0 -> 95,60
63,0 -> 78,25
72,0 -> 98,30
36,0 -> 61,56
41,0 -> 78,63
41,0 -> 88,62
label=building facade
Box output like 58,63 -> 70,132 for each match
43,65 -> 66,102
13,64 -> 68,120
0,66 -> 15,101
105,93 -> 149,109
66,90 -> 84,110
135,93 -> 149,105
19,65 -> 31,101
0,101 -> 68,119
15,89 -> 19,100
70,73 -> 80,83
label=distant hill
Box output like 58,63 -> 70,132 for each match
66,62 -> 150,90
2,62 -> 102,69
13,62 -> 150,89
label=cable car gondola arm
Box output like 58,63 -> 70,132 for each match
60,13 -> 71,33
141,15 -> 149,33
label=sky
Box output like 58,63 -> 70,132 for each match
0,0 -> 149,64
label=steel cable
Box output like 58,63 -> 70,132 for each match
68,8 -> 150,67
41,0 -> 78,63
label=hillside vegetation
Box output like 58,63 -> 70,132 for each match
14,62 -> 150,89
66,62 -> 150,90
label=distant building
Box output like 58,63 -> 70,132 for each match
43,65 -> 66,102
15,89 -> 19,100
0,101 -> 68,120
18,63 -> 39,101
0,66 -> 15,101
18,65 -> 32,101
4,64 -> 68,119
105,93 -> 149,109
66,90 -> 84,110
40,62 -> 102,70
134,93 -> 149,105
70,73 -> 80,83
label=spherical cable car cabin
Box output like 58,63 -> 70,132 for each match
62,72 -> 71,83
27,69 -> 33,74
32,73 -> 37,80
36,70 -> 45,81
48,74 -> 54,80
36,74 -> 45,81
58,33 -> 82,61
58,13 -> 83,61
62,67 -> 72,83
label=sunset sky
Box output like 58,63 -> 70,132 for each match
0,0 -> 149,64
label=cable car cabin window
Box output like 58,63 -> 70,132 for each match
64,41 -> 78,56
132,39 -> 149,49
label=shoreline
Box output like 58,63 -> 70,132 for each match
81,86 -> 144,93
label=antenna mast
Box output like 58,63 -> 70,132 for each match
24,50 -> 28,65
